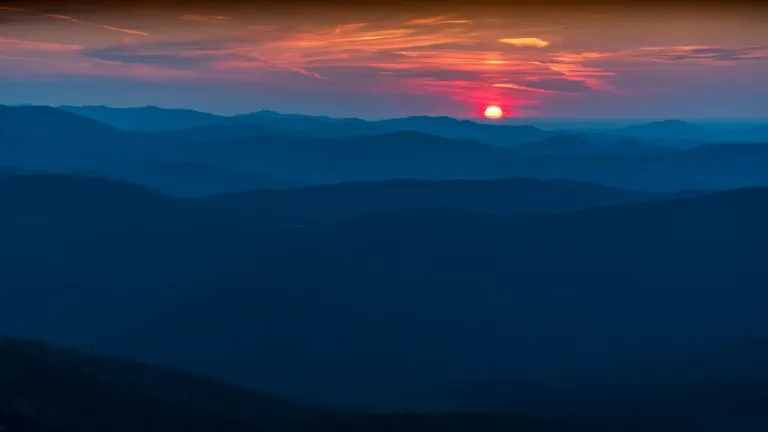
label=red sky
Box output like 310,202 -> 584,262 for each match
1,0 -> 767,118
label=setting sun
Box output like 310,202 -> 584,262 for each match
484,105 -> 503,119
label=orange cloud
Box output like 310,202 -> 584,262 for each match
498,38 -> 550,48
407,16 -> 471,25
334,23 -> 367,33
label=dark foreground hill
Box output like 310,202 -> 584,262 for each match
0,337 -> 312,432
1,337 -> 690,432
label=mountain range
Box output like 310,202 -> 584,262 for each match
2,173 -> 768,411
58,104 -> 767,143
4,105 -> 768,194
4,103 -> 768,431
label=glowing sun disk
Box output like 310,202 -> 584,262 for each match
484,105 -> 503,119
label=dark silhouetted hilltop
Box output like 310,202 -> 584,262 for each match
0,336 -> 692,432
374,115 -> 548,145
0,336 -> 323,432
59,105 -> 223,131
1,105 -> 123,144
620,120 -> 700,139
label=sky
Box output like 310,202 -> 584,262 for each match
1,0 -> 767,119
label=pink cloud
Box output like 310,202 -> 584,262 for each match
0,38 -> 82,53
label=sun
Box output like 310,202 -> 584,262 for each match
484,105 -> 503,119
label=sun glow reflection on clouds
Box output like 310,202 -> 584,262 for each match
1,2 -> 767,118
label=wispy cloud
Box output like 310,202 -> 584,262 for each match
46,13 -> 150,37
493,78 -> 593,94
0,38 -> 82,53
634,45 -> 768,64
1,6 -> 150,37
334,23 -> 367,33
180,14 -> 232,23
407,16 -> 471,25
52,17 -> 615,105
498,37 -> 550,48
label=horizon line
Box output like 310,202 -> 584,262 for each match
3,103 -> 768,124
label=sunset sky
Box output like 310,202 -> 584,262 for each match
1,0 -> 767,119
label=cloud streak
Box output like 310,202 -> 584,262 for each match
634,45 -> 768,64
0,38 -> 83,53
498,37 -> 550,48
180,14 -> 232,22
493,78 -> 593,94
46,13 -> 150,36
406,16 -> 471,25
1,6 -> 150,36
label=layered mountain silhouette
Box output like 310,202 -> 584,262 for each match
174,130 -> 768,189
1,105 -> 122,142
58,105 -> 552,144
5,99 -> 768,432
507,135 -> 674,157
373,115 -> 548,145
1,107 -> 298,194
7,106 -> 768,194
87,159 -> 300,196
59,105 -> 223,131
191,177 -> 701,221
3,173 -> 768,412
181,131 -> 511,183
0,174 -> 703,223
54,105 -> 766,146
620,120 -> 701,139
